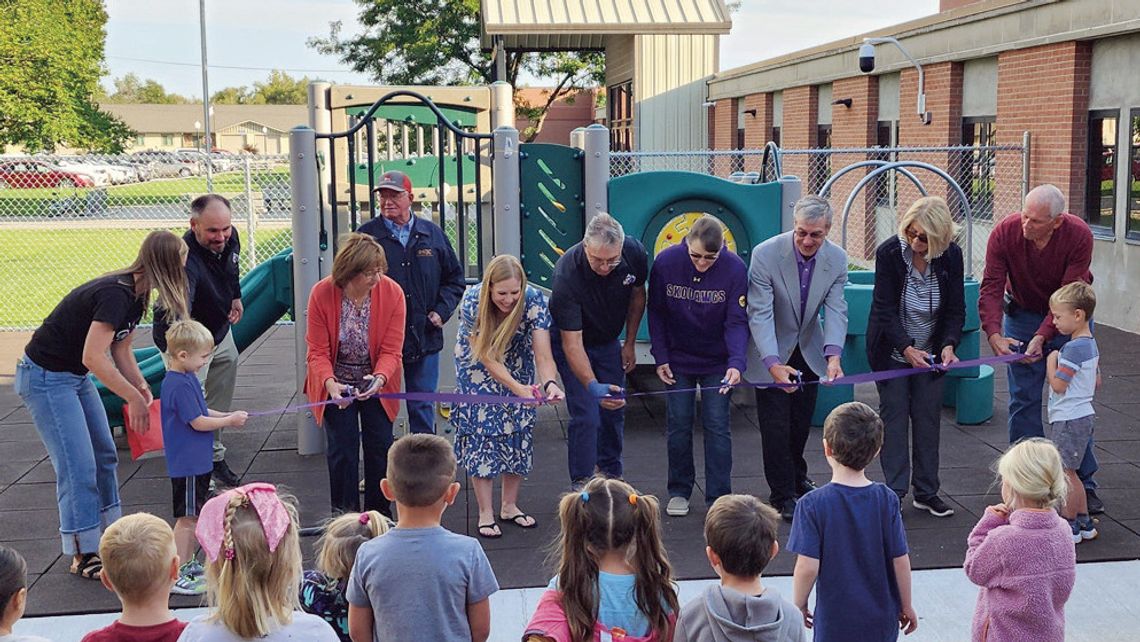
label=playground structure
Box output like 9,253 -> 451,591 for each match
92,83 -> 996,456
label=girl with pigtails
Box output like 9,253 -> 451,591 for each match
179,483 -> 339,641
524,476 -> 679,642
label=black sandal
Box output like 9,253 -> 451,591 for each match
477,523 -> 502,539
499,512 -> 537,529
70,552 -> 103,580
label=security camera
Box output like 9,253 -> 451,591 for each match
858,43 -> 876,73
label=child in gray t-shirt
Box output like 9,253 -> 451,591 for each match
1045,281 -> 1100,544
347,435 -> 498,641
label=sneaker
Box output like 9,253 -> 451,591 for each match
1086,488 -> 1105,515
912,496 -> 955,518
1071,517 -> 1098,544
212,459 -> 242,488
171,562 -> 206,596
666,496 -> 690,517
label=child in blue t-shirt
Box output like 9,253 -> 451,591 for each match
1045,281 -> 1100,543
788,402 -> 917,641
160,320 -> 247,596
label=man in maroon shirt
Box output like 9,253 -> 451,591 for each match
979,183 -> 1100,511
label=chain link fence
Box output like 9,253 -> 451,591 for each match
0,153 -> 292,330
612,144 -> 1029,277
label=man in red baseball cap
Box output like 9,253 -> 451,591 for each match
359,170 -> 465,434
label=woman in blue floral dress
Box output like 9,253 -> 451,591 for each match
452,255 -> 564,539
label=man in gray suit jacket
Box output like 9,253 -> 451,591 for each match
745,195 -> 848,521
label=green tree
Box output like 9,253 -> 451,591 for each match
0,0 -> 132,152
252,70 -> 311,105
212,85 -> 256,105
104,73 -> 194,104
308,0 -> 603,141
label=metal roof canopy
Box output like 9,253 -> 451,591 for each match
480,0 -> 731,51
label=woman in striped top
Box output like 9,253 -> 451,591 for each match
866,197 -> 966,518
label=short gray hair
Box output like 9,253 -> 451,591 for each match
584,212 -> 625,248
189,193 -> 232,218
1024,184 -> 1066,220
793,195 -> 833,226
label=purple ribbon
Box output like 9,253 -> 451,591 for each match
244,353 -> 1024,417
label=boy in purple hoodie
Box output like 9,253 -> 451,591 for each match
648,215 -> 749,517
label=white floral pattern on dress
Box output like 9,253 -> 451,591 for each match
451,284 -> 551,478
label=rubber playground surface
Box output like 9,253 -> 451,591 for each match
2,323 -> 1140,617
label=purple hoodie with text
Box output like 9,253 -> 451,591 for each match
648,241 -> 749,376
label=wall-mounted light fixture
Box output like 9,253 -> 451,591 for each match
832,98 -> 853,109
743,108 -> 758,117
858,36 -> 932,125
702,101 -> 716,108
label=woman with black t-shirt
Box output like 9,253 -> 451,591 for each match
14,230 -> 189,581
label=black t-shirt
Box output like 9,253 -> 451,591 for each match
549,236 -> 648,347
25,274 -> 144,375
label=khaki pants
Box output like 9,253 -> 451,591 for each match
162,329 -> 238,462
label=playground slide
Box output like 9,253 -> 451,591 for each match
96,248 -> 294,427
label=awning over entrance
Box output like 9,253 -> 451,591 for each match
480,0 -> 731,50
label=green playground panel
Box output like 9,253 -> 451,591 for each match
955,364 -> 995,425
350,155 -> 479,190
519,143 -> 585,288
608,171 -> 783,341
947,330 -> 982,378
344,104 -> 479,128
811,382 -> 855,427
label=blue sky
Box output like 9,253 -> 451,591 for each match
103,0 -> 940,99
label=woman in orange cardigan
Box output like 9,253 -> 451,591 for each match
305,233 -> 405,517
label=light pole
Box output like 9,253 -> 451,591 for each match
199,0 -> 213,190
262,126 -> 269,155
859,37 -> 932,125
194,121 -> 202,150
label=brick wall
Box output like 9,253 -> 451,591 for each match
996,41 -> 1091,215
898,62 -> 964,209
780,86 -> 819,189
711,98 -> 737,175
830,76 -> 880,259
743,92 -> 775,172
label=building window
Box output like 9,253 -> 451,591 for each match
809,125 -> 832,194
161,134 -> 175,147
1085,110 -> 1117,234
874,120 -> 899,209
1128,109 -> 1140,240
133,135 -> 145,146
608,81 -> 633,152
960,117 -> 997,220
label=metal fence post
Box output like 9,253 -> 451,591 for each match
290,126 -> 323,456
308,81 -> 334,270
492,126 -> 521,258
243,156 -> 257,269
583,124 -> 609,222
570,127 -> 586,150
777,175 -> 802,234
490,81 -> 514,131
1021,130 -> 1031,201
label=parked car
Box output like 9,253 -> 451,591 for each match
57,158 -> 137,186
129,151 -> 196,178
0,160 -> 95,189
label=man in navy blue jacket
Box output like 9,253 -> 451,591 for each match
154,193 -> 243,487
358,171 -> 465,434
647,215 -> 749,517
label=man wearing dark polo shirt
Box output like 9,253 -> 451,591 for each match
154,193 -> 243,487
979,183 -> 1100,511
549,213 -> 648,486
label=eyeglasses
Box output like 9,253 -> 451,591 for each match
585,251 -> 622,268
689,250 -> 720,262
360,268 -> 384,278
794,229 -> 827,241
904,228 -> 928,243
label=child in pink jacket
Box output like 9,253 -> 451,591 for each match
964,438 -> 1075,642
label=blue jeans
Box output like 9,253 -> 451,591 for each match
552,337 -> 625,483
14,356 -> 121,555
324,400 -> 392,517
666,372 -> 732,504
404,352 -> 440,434
1004,308 -> 1098,488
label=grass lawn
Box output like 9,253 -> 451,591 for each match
0,168 -> 290,214
0,227 -> 293,329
